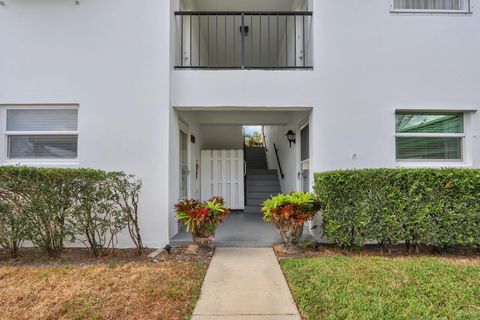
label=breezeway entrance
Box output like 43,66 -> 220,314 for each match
170,107 -> 312,247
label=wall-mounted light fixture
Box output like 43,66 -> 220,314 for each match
239,26 -> 249,36
286,130 -> 296,148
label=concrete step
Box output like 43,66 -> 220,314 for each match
247,169 -> 278,175
247,174 -> 278,181
247,180 -> 280,186
247,199 -> 268,206
245,162 -> 268,168
245,147 -> 266,154
243,205 -> 263,214
247,192 -> 277,199
247,185 -> 281,192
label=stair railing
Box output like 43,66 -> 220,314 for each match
273,143 -> 285,180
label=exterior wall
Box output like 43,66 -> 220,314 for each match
172,0 -> 480,175
264,110 -> 310,193
1,0 -> 480,246
0,0 -> 173,248
200,125 -> 243,150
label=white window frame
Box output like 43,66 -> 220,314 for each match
395,110 -> 471,167
0,104 -> 80,166
390,0 -> 473,14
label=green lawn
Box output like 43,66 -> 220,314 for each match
281,256 -> 480,320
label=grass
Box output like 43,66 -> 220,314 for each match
0,261 -> 207,320
281,256 -> 480,320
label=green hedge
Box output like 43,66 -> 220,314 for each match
0,166 -> 142,258
314,169 -> 480,252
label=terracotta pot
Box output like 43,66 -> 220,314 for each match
278,223 -> 304,247
192,227 -> 215,251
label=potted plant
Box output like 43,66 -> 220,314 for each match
262,192 -> 320,248
175,197 -> 230,251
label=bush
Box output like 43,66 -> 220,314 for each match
0,166 -> 143,257
175,197 -> 230,236
0,167 -> 29,257
262,192 -> 320,228
314,168 -> 480,252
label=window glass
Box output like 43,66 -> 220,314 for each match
396,137 -> 462,160
396,113 -> 463,134
8,135 -> 78,159
394,0 -> 463,10
395,112 -> 464,161
7,109 -> 78,131
301,125 -> 309,161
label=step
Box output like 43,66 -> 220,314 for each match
243,205 -> 263,214
247,185 -> 282,193
246,163 -> 268,169
246,174 -> 278,181
247,180 -> 280,186
247,192 -> 278,199
247,169 -> 278,175
247,199 -> 268,206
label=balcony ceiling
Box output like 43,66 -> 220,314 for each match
187,0 -> 307,12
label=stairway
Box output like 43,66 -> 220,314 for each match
244,147 -> 281,214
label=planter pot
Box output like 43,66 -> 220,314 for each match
192,228 -> 215,252
278,223 -> 304,247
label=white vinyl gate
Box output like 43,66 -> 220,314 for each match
201,150 -> 245,210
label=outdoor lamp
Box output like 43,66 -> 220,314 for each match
286,130 -> 296,148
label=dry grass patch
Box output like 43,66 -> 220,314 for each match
0,261 -> 206,320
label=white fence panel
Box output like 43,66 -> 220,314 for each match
201,150 -> 245,210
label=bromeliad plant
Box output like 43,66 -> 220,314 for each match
175,197 -> 230,248
262,192 -> 321,246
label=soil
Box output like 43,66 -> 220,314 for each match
275,243 -> 480,263
0,246 -> 211,267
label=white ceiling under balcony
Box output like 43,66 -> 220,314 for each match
183,0 -> 309,12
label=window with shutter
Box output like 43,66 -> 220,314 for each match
395,112 -> 465,161
392,0 -> 470,12
3,108 -> 79,160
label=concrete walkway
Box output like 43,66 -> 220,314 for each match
191,248 -> 301,320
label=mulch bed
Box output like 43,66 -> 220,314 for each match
0,246 -> 211,267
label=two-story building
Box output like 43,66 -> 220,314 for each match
1,0 -> 479,248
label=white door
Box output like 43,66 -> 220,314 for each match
201,150 -> 245,210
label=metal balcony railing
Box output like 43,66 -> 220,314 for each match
174,11 -> 313,70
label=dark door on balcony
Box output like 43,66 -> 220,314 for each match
300,124 -> 309,192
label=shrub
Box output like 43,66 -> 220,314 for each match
71,170 -> 126,257
21,168 -> 79,257
314,168 -> 480,252
0,167 -> 29,257
175,197 -> 230,235
0,166 -> 143,257
110,173 -> 143,254
262,192 -> 320,228
262,192 -> 321,246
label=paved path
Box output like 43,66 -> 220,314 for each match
191,247 -> 301,320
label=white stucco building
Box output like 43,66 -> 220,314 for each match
1,0 -> 479,248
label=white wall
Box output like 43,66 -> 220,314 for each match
2,0 -> 480,246
173,0 -> 480,177
0,0 -> 172,248
200,125 -> 243,149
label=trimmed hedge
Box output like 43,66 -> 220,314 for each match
0,166 -> 142,257
314,169 -> 480,252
